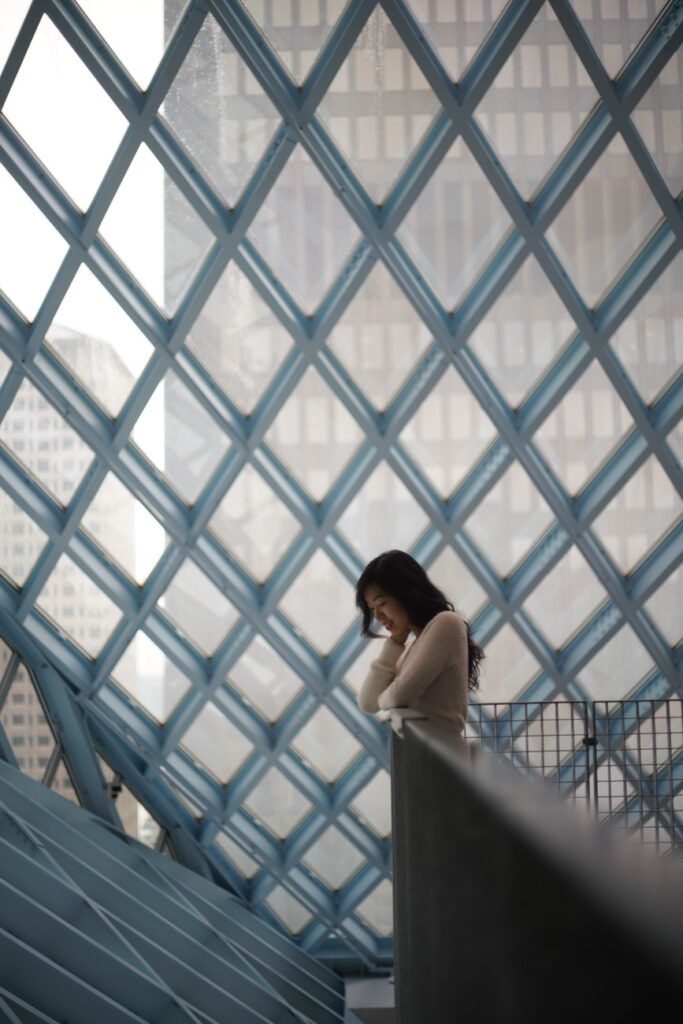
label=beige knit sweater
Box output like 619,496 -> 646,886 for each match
358,610 -> 469,734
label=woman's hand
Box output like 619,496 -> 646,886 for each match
388,625 -> 410,647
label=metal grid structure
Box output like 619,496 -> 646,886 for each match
0,0 -> 681,974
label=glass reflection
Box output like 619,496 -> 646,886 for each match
243,0 -> 347,83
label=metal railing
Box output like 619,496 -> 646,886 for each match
466,699 -> 683,857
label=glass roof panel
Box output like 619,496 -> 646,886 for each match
3,15 -> 127,210
185,261 -> 293,415
291,705 -> 362,782
158,558 -> 239,658
343,640 -> 377,697
0,351 -> 9,388
398,136 -> 513,310
523,546 -> 608,650
99,143 -> 214,315
0,0 -> 30,75
350,768 -> 391,838
336,460 -> 430,564
463,461 -> 555,577
215,830 -> 260,879
131,367 -> 231,506
0,163 -> 69,322
50,756 -> 79,804
578,623 -> 655,700
303,825 -> 364,890
667,421 -> 682,465
35,553 -> 123,659
0,492 -> 48,588
328,262 -> 432,412
399,364 -> 498,497
569,0 -> 668,80
355,878 -> 393,936
533,359 -> 634,496
317,5 -> 441,202
545,134 -> 663,308
0,660 -> 54,784
643,568 -> 682,649
264,365 -> 363,502
243,766 -> 313,839
631,48 -> 682,199
468,255 -> 575,409
248,144 -> 361,313
117,783 -> 162,848
226,634 -> 303,724
428,546 -> 488,621
478,623 -> 541,702
180,699 -> 254,784
475,4 -> 599,200
279,548 -> 356,655
265,885 -> 313,935
76,0 -> 173,90
407,0 -> 508,83
162,13 -> 281,209
111,632 -> 192,725
242,0 -> 348,84
0,376 -> 95,507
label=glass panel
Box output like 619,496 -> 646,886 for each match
50,757 -> 80,804
399,365 -> 497,497
1,661 -> 54,783
336,460 -> 429,564
185,261 -> 292,414
428,546 -> 488,621
99,143 -> 214,315
328,262 -> 432,412
302,826 -> 364,889
408,0 -> 507,83
131,368 -> 230,506
215,830 -> 260,879
248,145 -> 361,313
591,456 -> 680,573
265,366 -> 363,502
111,632 -> 192,724
569,0 -> 667,80
0,163 -> 69,321
0,0 -> 31,76
163,14 -> 281,208
3,16 -> 127,209
643,568 -> 682,648
478,624 -> 541,701
398,136 -> 513,310
317,5 -> 440,202
523,546 -> 608,650
609,254 -> 682,405
209,465 -> 300,583
0,637 -> 11,681
117,783 -> 162,847
631,48 -> 682,199
265,885 -> 313,935
279,548 -> 356,655
80,472 -> 167,586
180,700 -> 253,784
0,492 -> 48,588
355,879 -> 393,936
227,634 -> 302,723
242,0 -> 347,83
292,705 -> 361,782
350,768 -> 391,838
243,766 -> 312,839
0,351 -> 9,388
545,135 -> 662,308
35,553 -> 122,658
463,462 -> 555,577
46,266 -> 153,418
468,254 -> 575,408
667,421 -> 682,465
344,641 -> 378,697
578,623 -> 654,699
158,558 -> 239,657
533,360 -> 633,496
0,377 -> 95,507
77,0 -> 172,90
475,5 -> 599,200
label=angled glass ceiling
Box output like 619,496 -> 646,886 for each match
0,0 -> 681,973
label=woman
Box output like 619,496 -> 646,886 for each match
355,550 -> 483,734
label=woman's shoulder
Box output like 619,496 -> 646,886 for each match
423,610 -> 468,637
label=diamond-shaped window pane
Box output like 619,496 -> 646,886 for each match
0,492 -> 48,588
279,548 -> 356,655
479,624 -> 541,702
355,879 -> 393,936
1,661 -> 55,784
244,766 -> 312,839
111,632 -> 192,725
400,364 -> 497,497
524,546 -> 608,651
475,5 -> 599,200
185,261 -> 292,415
35,554 -> 122,659
3,16 -> 127,210
292,705 -> 362,783
227,634 -> 302,724
99,143 -> 214,315
265,366 -> 363,503
0,1 -> 31,76
631,48 -> 683,199
0,164 -> 69,321
180,700 -> 253,785
343,641 -> 378,697
428,547 -> 488,622
546,134 -> 662,309
578,624 -> 655,700
265,885 -> 313,935
398,136 -> 513,310
77,0 -> 173,89
131,368 -> 230,506
318,6 -> 441,202
215,830 -> 260,880
408,0 -> 507,83
350,769 -> 391,838
643,568 -> 682,649
533,360 -> 633,496
570,0 -> 667,79
0,378 -> 95,506
46,266 -> 153,418
158,558 -> 238,658
337,461 -> 429,564
243,0 -> 347,84
302,826 -> 364,890
248,145 -> 361,313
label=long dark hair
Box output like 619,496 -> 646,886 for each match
355,549 -> 484,691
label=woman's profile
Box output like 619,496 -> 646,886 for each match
355,549 -> 483,734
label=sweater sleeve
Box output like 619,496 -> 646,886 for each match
376,613 -> 468,711
358,638 -> 404,713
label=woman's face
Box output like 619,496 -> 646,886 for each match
364,585 -> 413,640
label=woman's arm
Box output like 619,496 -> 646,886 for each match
376,612 -> 467,711
358,638 -> 404,713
